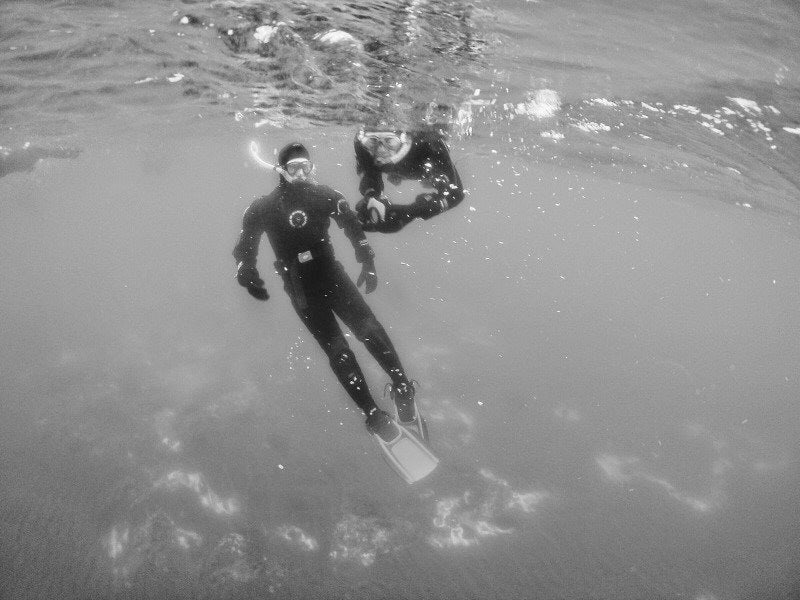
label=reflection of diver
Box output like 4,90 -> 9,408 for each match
234,142 -> 434,478
353,128 -> 464,233
0,144 -> 80,178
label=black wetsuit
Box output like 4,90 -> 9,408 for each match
354,129 -> 465,233
233,180 -> 408,414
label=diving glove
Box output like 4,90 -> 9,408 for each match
355,239 -> 375,263
356,195 -> 389,226
357,258 -> 378,294
236,262 -> 269,301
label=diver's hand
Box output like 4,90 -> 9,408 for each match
356,195 -> 389,225
237,262 -> 269,301
247,285 -> 269,301
357,259 -> 378,294
355,239 -> 375,264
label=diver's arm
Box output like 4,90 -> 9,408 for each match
330,193 -> 373,260
233,204 -> 262,266
233,203 -> 269,300
331,192 -> 378,292
429,137 -> 465,208
362,199 -> 415,233
407,137 -> 465,220
355,138 -> 385,198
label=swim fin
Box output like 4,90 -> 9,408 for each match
367,411 -> 439,484
389,382 -> 429,443
395,400 -> 429,443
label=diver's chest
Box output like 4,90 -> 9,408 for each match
268,202 -> 328,237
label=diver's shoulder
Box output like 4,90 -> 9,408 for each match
258,187 -> 283,205
410,128 -> 446,147
244,188 -> 280,216
309,182 -> 344,200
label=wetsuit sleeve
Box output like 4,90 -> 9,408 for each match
329,190 -> 374,263
428,136 -> 464,208
232,203 -> 263,267
402,135 -> 465,222
354,136 -> 384,198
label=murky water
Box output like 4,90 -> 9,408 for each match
1,1 -> 800,598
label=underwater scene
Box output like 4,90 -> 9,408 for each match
1,1 -> 799,598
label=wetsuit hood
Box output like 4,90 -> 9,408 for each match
278,142 -> 310,167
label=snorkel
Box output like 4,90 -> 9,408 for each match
249,140 -> 315,183
249,141 -> 286,176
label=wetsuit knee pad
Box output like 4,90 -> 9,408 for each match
331,347 -> 355,369
333,348 -> 366,389
327,337 -> 354,367
355,315 -> 388,345
329,345 -> 360,377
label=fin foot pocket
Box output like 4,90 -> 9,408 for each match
368,412 -> 438,484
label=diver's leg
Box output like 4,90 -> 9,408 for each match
332,270 -> 425,434
330,265 -> 423,428
331,265 -> 410,389
294,301 -> 378,416
296,302 -> 400,440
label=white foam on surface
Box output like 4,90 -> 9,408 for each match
253,24 -> 278,44
314,29 -> 362,48
727,97 -> 762,115
572,120 -> 611,133
588,98 -> 618,107
515,89 -> 561,119
540,130 -> 565,140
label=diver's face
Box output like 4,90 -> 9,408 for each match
282,158 -> 314,183
362,133 -> 403,164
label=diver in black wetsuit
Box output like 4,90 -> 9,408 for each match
353,127 -> 465,233
233,142 -> 419,439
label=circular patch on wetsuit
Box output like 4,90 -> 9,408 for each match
288,209 -> 308,228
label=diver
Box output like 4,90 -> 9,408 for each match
234,142 -> 434,474
353,126 -> 464,233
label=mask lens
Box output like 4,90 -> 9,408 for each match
363,136 -> 381,151
285,160 -> 312,176
383,136 -> 402,152
363,134 -> 402,153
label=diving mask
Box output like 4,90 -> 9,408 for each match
358,130 -> 411,165
283,158 -> 314,177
